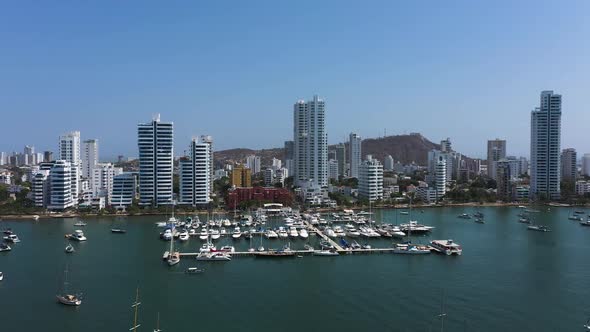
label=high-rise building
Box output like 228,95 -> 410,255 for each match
434,155 -> 447,199
48,160 -> 75,210
246,155 -> 261,174
293,95 -> 328,188
358,155 -> 383,202
349,133 -> 362,178
335,143 -> 346,177
560,148 -> 577,182
384,155 -> 394,171
111,173 -> 137,208
32,170 -> 50,207
328,159 -> 339,180
440,138 -> 452,152
83,139 -> 99,181
179,136 -> 213,206
487,139 -> 506,180
519,157 -> 529,176
43,151 -> 53,163
496,159 -> 512,201
530,91 -> 562,200
59,131 -> 81,165
230,164 -> 252,187
583,154 -> 590,177
92,163 -> 122,202
138,114 -> 173,206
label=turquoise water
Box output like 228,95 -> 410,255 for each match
0,207 -> 589,331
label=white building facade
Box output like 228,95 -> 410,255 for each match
82,139 -> 99,182
349,132 -> 362,178
179,136 -> 213,206
358,155 -> 383,202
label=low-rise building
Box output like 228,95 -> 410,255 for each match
575,180 -> 590,196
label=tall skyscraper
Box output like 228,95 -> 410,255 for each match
349,132 -> 362,178
358,155 -> 383,202
560,148 -> 577,182
138,114 -> 173,206
179,136 -> 213,206
496,159 -> 512,201
434,155 -> 447,200
487,139 -> 506,180
284,140 -> 294,176
245,155 -> 261,174
83,139 -> 99,181
531,90 -> 562,200
48,160 -> 75,210
440,138 -> 452,152
582,154 -> 590,177
293,95 -> 328,188
59,131 -> 81,165
335,143 -> 346,177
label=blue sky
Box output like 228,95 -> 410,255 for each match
1,0 -> 589,160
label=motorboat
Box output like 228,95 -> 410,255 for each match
313,249 -> 339,256
457,213 -> 471,219
2,229 -> 13,235
361,244 -> 372,250
32,215 -> 40,220
222,219 -> 232,227
0,243 -> 11,252
256,250 -> 296,258
265,229 -> 278,239
333,226 -> 346,237
196,252 -> 231,261
161,229 -> 173,241
178,231 -> 189,242
65,244 -> 75,253
74,221 -> 87,226
111,228 -> 127,234
155,222 -> 168,228
345,228 -> 361,238
232,227 -> 242,239
219,245 -> 235,253
288,227 -> 299,238
319,240 -> 335,250
527,225 -> 551,232
199,229 -> 209,240
474,218 -> 485,224
350,241 -> 361,249
69,230 -> 86,241
0,272 -> 3,281
430,239 -> 462,256
3,234 -> 20,243
399,211 -> 409,215
518,218 -> 531,224
185,267 -> 204,274
399,221 -> 434,234
299,228 -> 309,239
210,229 -> 221,240
277,227 -> 289,238
200,243 -> 217,253
580,221 -> 590,227
257,245 -> 265,252
324,227 -> 337,238
167,251 -> 180,266
392,243 -> 431,255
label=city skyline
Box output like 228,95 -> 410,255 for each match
1,1 -> 589,158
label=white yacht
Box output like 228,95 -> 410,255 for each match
333,226 -> 346,237
392,244 -> 431,255
65,244 -> 75,253
430,239 -> 462,256
313,249 -> 339,256
161,229 -> 173,241
196,252 -> 231,261
178,231 -> 189,242
222,219 -> 232,227
299,228 -> 309,239
210,229 -> 221,240
73,221 -> 87,226
3,234 -> 20,243
199,229 -> 209,240
0,243 -> 11,252
0,272 -> 3,281
278,227 -> 289,238
265,229 -> 278,239
324,227 -> 337,238
232,227 -> 242,239
219,245 -> 235,253
288,227 -> 299,238
167,251 -> 180,266
69,230 -> 86,241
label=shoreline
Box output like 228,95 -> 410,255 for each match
1,202 -> 582,221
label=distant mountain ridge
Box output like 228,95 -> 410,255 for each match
213,133 -> 441,168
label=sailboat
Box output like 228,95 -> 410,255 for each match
56,265 -> 82,306
166,202 -> 180,266
393,197 -> 431,255
154,312 -> 162,332
129,287 -> 141,332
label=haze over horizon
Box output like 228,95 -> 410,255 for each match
1,0 -> 589,160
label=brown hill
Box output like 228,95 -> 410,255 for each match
213,133 -> 440,168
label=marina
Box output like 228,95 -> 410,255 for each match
1,206 -> 589,331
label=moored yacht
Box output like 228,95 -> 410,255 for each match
196,252 -> 231,261
178,230 -> 189,241
399,221 -> 434,234
265,229 -> 279,239
288,227 -> 299,238
3,234 -> 20,243
199,228 -> 209,240
68,230 -> 86,241
430,239 -> 462,256
219,245 -> 235,253
392,243 -> 431,255
299,228 -> 309,239
232,227 -> 242,239
527,225 -> 551,232
334,226 -> 346,237
200,242 -> 217,253
210,229 -> 220,240
324,227 -> 337,238
277,227 -> 288,238
0,243 -> 11,251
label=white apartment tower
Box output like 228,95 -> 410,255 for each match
434,155 -> 447,200
246,155 -> 261,174
583,154 -> 590,177
530,91 -> 562,200
293,95 -> 328,188
92,163 -> 122,202
138,115 -> 174,206
48,160 -> 75,210
179,136 -> 213,206
59,131 -> 81,201
349,132 -> 362,178
358,155 -> 383,202
83,139 -> 99,182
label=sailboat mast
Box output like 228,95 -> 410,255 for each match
130,287 -> 141,331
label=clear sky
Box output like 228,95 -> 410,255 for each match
1,0 -> 589,160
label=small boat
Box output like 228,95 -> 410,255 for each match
0,243 -> 11,252
313,249 -> 339,256
68,230 -> 86,241
303,244 -> 314,251
178,230 -> 189,241
580,221 -> 590,227
574,210 -> 585,214
0,272 -> 3,281
257,245 -> 265,252
210,229 -> 220,240
324,227 -> 337,238
288,227 -> 298,238
219,245 -> 235,253
111,228 -> 127,234
277,227 -> 289,238
265,229 -> 278,239
474,218 -> 485,224
361,244 -> 371,250
299,228 -> 309,239
527,225 -> 551,232
232,227 -> 242,239
56,266 -> 82,306
568,215 -> 584,221
392,243 -> 431,255
200,242 -> 216,253
457,213 -> 471,219
3,234 -> 20,243
518,218 -> 531,224
65,244 -> 75,253
199,229 -> 209,240
161,229 -> 173,241
399,211 -> 409,215
74,221 -> 87,226
167,252 -> 180,266
185,267 -> 204,274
